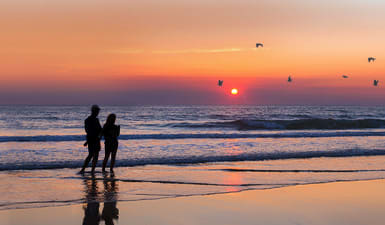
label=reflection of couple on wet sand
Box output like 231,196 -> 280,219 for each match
80,105 -> 120,174
82,173 -> 119,225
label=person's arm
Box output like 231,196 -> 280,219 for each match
84,119 -> 89,134
84,119 -> 89,146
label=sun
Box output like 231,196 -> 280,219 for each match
231,88 -> 238,95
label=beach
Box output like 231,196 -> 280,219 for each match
1,178 -> 385,225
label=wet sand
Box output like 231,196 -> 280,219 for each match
1,179 -> 385,225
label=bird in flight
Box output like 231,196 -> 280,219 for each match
288,75 -> 292,82
373,80 -> 379,86
218,80 -> 223,87
342,75 -> 349,78
368,57 -> 376,63
256,43 -> 264,48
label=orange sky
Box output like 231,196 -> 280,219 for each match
1,0 -> 385,104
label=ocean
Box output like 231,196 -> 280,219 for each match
1,105 -> 385,210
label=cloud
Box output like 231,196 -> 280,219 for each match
109,49 -> 144,54
110,47 -> 267,55
152,48 -> 243,54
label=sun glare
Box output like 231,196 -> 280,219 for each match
231,88 -> 238,95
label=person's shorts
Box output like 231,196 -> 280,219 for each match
105,140 -> 118,154
88,140 -> 101,153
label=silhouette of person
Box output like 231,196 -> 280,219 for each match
82,174 -> 101,225
101,114 -> 120,173
102,173 -> 119,225
80,105 -> 102,173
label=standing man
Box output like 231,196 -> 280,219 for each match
80,105 -> 102,173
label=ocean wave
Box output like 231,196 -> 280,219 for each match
1,148 -> 385,171
1,130 -> 385,143
168,119 -> 385,130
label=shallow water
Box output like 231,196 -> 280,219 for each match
1,155 -> 385,210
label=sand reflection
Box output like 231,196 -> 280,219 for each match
82,173 -> 119,225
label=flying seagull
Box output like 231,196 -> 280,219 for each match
342,75 -> 349,78
288,75 -> 292,82
373,80 -> 379,86
256,43 -> 264,48
218,80 -> 223,87
368,57 -> 376,63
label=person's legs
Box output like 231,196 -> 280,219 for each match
102,150 -> 111,172
110,146 -> 118,172
91,151 -> 99,173
89,141 -> 101,173
80,153 -> 92,172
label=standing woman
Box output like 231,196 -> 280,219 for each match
102,114 -> 120,173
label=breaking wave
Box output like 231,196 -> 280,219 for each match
1,148 -> 385,171
168,119 -> 385,130
1,130 -> 385,142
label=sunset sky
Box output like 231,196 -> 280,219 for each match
1,0 -> 385,105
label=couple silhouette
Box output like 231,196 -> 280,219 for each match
80,105 -> 120,174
